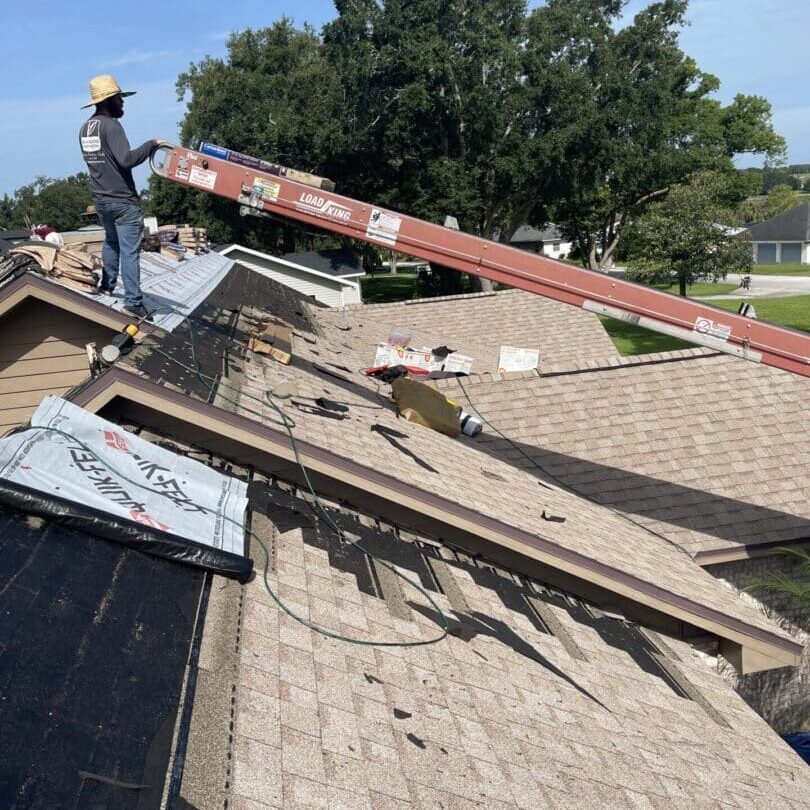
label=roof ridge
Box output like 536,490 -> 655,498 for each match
335,288 -> 517,312
431,347 -> 717,389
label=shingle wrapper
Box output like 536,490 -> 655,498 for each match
0,396 -> 251,579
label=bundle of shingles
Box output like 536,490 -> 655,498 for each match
3,243 -> 100,293
156,224 -> 207,258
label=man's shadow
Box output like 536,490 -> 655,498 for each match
409,601 -> 610,712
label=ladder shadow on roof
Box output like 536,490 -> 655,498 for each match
471,435 -> 810,553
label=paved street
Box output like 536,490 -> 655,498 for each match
703,273 -> 810,299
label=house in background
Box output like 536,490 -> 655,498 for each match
216,245 -> 364,306
747,201 -> 810,265
510,223 -> 573,259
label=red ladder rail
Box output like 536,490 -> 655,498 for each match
151,146 -> 810,378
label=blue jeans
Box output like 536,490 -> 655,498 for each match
96,202 -> 143,308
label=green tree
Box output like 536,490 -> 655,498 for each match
746,548 -> 810,608
1,174 -> 92,231
762,164 -> 801,192
739,182 -> 799,224
146,20 -> 344,252
521,0 -> 784,270
627,172 -> 752,296
762,183 -> 799,219
323,0 -> 530,292
151,1 -> 784,286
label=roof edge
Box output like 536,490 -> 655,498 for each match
696,536 -> 810,566
220,245 -> 362,287
0,271 -> 151,333
69,367 -> 802,667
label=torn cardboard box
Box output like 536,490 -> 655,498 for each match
373,343 -> 473,375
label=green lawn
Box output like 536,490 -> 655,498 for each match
709,296 -> 810,333
652,281 -> 738,296
600,295 -> 810,356
598,317 -> 694,355
360,272 -> 417,303
751,264 -> 810,277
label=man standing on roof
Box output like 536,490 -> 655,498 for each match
79,75 -> 165,320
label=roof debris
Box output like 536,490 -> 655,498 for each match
0,220 -> 807,808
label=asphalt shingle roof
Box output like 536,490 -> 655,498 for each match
278,248 -> 364,278
746,202 -> 810,242
432,349 -> 810,559
178,479 -> 810,809
316,288 -> 618,373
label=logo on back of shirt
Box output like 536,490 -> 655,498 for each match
81,120 -> 101,154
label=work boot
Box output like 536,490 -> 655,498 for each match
123,303 -> 153,322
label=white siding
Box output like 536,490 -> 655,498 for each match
224,249 -> 355,307
342,285 -> 362,305
540,241 -> 573,259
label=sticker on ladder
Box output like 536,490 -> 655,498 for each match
253,177 -> 280,202
366,208 -> 402,246
693,317 -> 732,341
188,165 -> 218,190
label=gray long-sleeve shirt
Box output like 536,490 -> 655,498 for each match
79,116 -> 156,205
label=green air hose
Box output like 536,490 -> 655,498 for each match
61,304 -> 451,647
16,423 -> 449,648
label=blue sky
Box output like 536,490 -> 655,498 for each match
0,0 -> 807,196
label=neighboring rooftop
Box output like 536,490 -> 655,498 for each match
279,247 -> 364,278
217,245 -> 363,307
510,224 -> 567,244
747,202 -> 810,242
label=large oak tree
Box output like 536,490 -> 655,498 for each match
148,1 -> 784,278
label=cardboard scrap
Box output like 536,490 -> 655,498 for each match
373,343 -> 473,375
391,376 -> 460,437
248,319 -> 293,365
497,345 -> 540,373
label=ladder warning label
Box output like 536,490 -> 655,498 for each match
253,177 -> 280,202
366,208 -> 402,246
188,165 -> 218,191
694,317 -> 731,341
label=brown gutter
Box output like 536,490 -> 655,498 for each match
0,272 -> 160,336
696,537 -> 810,566
70,367 -> 802,663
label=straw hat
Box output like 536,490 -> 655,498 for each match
81,75 -> 136,109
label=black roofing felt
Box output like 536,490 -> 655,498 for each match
747,202 -> 810,242
0,508 -> 203,809
131,262 -> 321,398
278,248 -> 364,277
